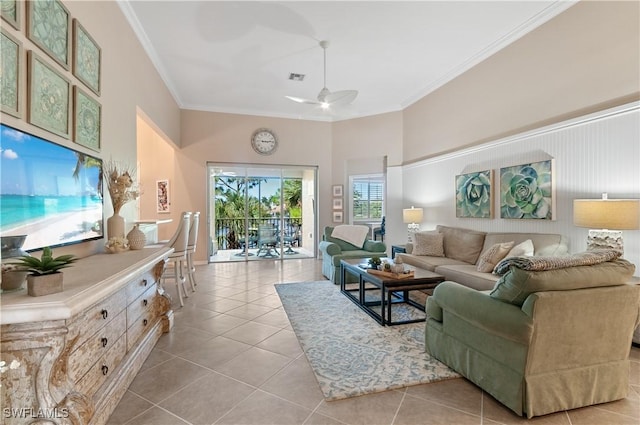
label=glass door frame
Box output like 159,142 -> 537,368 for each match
207,162 -> 318,262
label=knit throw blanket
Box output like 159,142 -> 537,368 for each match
493,249 -> 621,275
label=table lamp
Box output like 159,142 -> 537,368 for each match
573,193 -> 640,254
403,206 -> 423,243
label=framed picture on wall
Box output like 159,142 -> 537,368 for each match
156,179 -> 170,213
0,0 -> 20,30
73,85 -> 101,151
73,19 -> 101,95
28,51 -> 71,139
455,169 -> 493,218
27,0 -> 71,70
332,184 -> 343,197
332,211 -> 343,223
1,29 -> 22,118
500,159 -> 555,220
332,198 -> 343,210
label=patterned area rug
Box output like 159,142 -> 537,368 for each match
275,281 -> 460,401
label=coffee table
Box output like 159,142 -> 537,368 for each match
340,258 -> 445,326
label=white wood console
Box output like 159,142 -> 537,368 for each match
0,246 -> 173,425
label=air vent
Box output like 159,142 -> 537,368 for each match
288,73 -> 305,81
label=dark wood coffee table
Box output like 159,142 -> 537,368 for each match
340,258 -> 445,326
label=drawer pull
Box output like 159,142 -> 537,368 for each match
142,279 -> 148,286
102,365 -> 109,376
101,337 -> 108,348
101,309 -> 108,320
143,319 -> 148,326
143,299 -> 148,307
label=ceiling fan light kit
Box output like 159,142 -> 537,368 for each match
286,40 -> 358,108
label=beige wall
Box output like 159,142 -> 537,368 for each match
176,110 -> 332,261
403,0 -> 640,162
331,112 -> 403,226
0,1 -> 180,258
136,114 -> 177,242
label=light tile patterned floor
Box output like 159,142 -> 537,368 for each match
108,259 -> 640,425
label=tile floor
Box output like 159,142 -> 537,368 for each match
108,259 -> 640,425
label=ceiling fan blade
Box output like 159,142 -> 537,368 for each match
285,95 -> 320,105
324,90 -> 358,105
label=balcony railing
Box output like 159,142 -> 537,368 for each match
215,217 -> 302,250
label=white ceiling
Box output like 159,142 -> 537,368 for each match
119,1 -> 575,122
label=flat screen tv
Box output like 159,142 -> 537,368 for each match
0,123 -> 103,252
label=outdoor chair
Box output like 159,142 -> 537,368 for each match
283,224 -> 300,254
257,224 -> 279,258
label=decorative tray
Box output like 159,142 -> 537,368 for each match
366,269 -> 415,279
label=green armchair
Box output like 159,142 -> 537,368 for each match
319,226 -> 386,284
425,259 -> 639,418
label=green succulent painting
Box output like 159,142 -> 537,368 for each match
500,160 -> 554,219
455,170 -> 493,218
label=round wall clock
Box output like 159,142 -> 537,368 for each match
251,128 -> 278,155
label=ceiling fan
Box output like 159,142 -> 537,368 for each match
285,40 -> 358,109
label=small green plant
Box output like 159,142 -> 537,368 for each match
368,256 -> 382,268
11,247 -> 77,276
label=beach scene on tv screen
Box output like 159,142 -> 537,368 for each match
0,124 -> 103,251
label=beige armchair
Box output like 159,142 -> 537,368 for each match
425,258 -> 639,418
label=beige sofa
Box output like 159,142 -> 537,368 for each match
396,225 -> 569,290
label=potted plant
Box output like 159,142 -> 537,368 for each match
368,256 -> 382,269
11,247 -> 77,296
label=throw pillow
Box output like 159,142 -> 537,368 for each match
413,231 -> 445,257
435,225 -> 487,264
489,259 -> 636,306
505,239 -> 534,258
476,241 -> 514,273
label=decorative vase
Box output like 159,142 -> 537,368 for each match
27,272 -> 63,297
107,213 -> 125,240
127,224 -> 146,250
1,235 -> 29,292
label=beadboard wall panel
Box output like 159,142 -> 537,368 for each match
402,102 -> 640,274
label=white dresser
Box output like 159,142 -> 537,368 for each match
0,247 -> 173,425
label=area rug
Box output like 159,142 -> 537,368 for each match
275,281 -> 460,401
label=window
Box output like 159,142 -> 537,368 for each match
352,175 -> 384,220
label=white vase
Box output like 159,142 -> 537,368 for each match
127,224 -> 146,250
107,213 -> 125,240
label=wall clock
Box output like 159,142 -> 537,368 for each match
251,128 -> 278,155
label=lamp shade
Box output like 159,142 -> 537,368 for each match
573,199 -> 640,230
403,207 -> 423,224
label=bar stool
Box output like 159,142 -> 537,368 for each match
186,211 -> 199,290
161,211 -> 191,307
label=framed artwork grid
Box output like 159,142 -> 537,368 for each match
27,51 -> 71,138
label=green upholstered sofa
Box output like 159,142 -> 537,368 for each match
319,226 -> 386,284
425,258 -> 639,418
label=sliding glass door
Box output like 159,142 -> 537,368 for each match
207,163 -> 317,262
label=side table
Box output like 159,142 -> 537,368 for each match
391,244 -> 407,259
